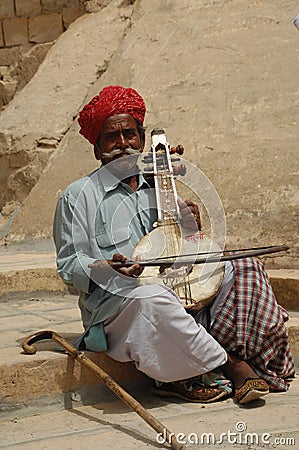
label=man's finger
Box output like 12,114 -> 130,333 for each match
88,260 -> 109,269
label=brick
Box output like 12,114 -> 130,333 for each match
3,18 -> 29,46
41,0 -> 80,13
0,22 -> 4,48
62,7 -> 83,29
63,0 -> 81,7
0,0 -> 15,19
41,0 -> 63,12
29,13 -> 63,43
15,0 -> 42,17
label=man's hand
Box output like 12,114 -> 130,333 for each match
177,198 -> 201,231
88,254 -> 143,278
111,253 -> 144,278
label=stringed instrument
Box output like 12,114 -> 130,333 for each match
131,129 -> 225,311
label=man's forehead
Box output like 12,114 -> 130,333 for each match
101,114 -> 137,132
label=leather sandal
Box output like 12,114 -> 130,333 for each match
151,380 -> 230,403
235,377 -> 269,404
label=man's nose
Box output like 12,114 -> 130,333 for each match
117,132 -> 128,149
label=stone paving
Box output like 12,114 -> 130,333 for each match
0,371 -> 298,449
0,293 -> 83,365
0,249 -> 298,449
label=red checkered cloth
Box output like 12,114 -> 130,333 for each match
210,257 -> 295,391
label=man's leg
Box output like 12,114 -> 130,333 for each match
221,353 -> 269,404
198,258 -> 295,392
105,284 -> 227,381
105,283 -> 269,404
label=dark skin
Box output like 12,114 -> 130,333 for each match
89,113 -> 261,390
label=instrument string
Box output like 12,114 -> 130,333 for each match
150,131 -> 220,307
159,145 -> 190,301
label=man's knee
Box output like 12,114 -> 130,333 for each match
126,285 -> 182,314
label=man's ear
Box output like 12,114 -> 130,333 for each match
94,142 -> 101,160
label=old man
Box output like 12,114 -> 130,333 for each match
53,86 -> 294,404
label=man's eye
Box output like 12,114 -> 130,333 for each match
106,134 -> 117,141
125,131 -> 136,139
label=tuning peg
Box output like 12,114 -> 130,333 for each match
144,166 -> 154,172
173,164 -> 186,176
170,145 -> 184,155
142,155 -> 153,163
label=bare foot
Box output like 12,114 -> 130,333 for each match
221,353 -> 259,389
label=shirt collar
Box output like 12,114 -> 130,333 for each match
97,164 -> 150,194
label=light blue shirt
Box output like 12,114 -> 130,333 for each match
53,166 -> 157,350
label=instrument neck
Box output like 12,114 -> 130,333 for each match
151,131 -> 180,227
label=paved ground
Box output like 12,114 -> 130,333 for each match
0,248 -> 298,449
0,292 -> 298,450
0,374 -> 298,449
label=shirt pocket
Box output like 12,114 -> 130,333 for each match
95,227 -> 133,258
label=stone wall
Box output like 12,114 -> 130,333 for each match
0,0 -> 84,107
0,0 -> 131,242
0,0 -> 297,268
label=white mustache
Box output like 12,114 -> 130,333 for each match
102,147 -> 141,159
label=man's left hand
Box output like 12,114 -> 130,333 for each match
178,198 -> 201,231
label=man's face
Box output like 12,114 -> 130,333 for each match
95,114 -> 144,165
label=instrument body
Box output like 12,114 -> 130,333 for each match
132,129 -> 225,310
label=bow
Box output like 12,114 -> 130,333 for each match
109,244 -> 289,268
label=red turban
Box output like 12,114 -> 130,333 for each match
78,85 -> 146,145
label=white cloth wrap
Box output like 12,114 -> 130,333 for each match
104,284 -> 227,382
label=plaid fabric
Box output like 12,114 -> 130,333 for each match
209,257 -> 295,391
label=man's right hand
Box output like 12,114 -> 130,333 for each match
111,253 -> 144,278
88,253 -> 144,278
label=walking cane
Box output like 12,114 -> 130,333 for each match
22,330 -> 185,450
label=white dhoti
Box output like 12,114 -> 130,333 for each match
104,284 -> 227,382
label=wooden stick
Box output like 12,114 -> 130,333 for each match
22,330 -> 185,450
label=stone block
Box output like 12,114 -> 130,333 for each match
64,0 -> 81,7
29,14 -> 64,43
0,46 -> 22,65
0,79 -> 17,107
0,268 -> 66,298
0,22 -> 4,48
41,0 -> 64,12
17,42 -> 53,89
0,0 -> 15,19
62,7 -> 83,29
268,269 -> 299,311
0,132 -> 11,156
0,66 -> 9,78
83,0 -> 111,13
15,0 -> 42,17
8,150 -> 29,169
3,18 -> 29,47
41,0 -> 80,13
